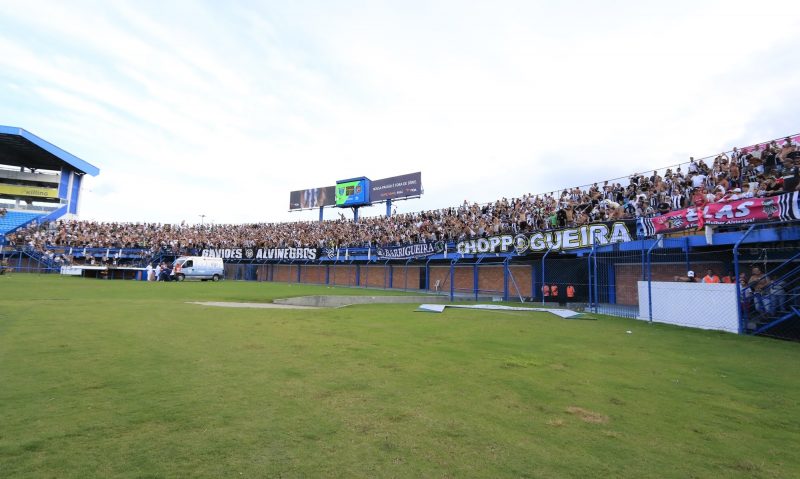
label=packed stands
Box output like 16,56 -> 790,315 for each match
6,134 -> 800,254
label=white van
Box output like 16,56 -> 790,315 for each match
173,256 -> 224,282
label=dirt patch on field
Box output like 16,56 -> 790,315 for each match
565,406 -> 610,424
187,302 -> 320,309
546,418 -> 565,427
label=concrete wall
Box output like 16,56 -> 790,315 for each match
636,281 -> 738,333
242,263 -> 539,298
241,262 -> 535,298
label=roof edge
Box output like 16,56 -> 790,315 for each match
0,125 -> 100,176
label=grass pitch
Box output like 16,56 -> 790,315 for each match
1,275 -> 799,478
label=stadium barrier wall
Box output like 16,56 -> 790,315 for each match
636,281 -> 739,333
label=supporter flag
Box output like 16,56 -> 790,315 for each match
367,247 -> 371,261
639,192 -> 800,236
778,192 -> 800,222
639,207 -> 704,236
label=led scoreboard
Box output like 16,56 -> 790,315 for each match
335,177 -> 371,207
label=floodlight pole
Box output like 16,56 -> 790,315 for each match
199,214 -> 206,226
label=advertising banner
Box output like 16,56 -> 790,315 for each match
370,172 -> 422,201
639,192 -> 799,236
60,266 -> 83,276
201,247 -> 319,261
288,186 -> 335,210
376,241 -> 445,260
456,221 -> 636,255
0,184 -> 59,198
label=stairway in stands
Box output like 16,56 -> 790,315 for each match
0,210 -> 44,244
742,251 -> 800,341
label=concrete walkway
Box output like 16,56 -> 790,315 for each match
187,301 -> 320,309
272,295 -> 451,308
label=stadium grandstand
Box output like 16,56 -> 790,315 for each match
3,131 -> 800,340
0,125 -> 100,244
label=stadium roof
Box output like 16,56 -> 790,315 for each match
0,125 -> 99,176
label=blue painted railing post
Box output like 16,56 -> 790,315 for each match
593,248 -> 599,314
450,261 -> 455,301
363,261 -> 368,288
503,256 -> 510,302
641,241 -> 646,281
474,256 -> 484,301
588,245 -> 595,312
685,237 -> 691,273
607,261 -> 616,304
541,248 -> 552,305
734,225 -> 757,334
425,257 -> 434,291
297,261 -> 302,283
449,257 -> 459,302
646,239 -> 660,323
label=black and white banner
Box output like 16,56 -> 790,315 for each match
201,247 -> 319,261
456,221 -> 636,255
376,241 -> 445,260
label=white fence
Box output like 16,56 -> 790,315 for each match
637,281 -> 739,333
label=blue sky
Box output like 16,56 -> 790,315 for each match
1,0 -> 799,224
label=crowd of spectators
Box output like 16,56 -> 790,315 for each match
4,135 -> 800,253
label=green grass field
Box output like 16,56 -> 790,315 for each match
1,275 -> 799,478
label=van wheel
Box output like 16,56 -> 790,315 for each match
176,274 -> 185,282
212,274 -> 220,282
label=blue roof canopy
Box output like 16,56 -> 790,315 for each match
0,125 -> 100,176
